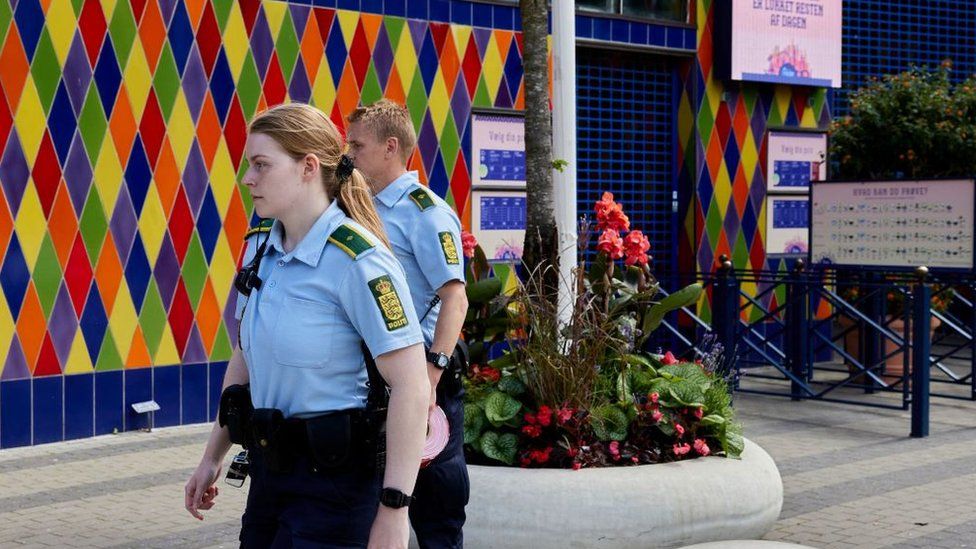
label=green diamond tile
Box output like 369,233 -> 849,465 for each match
732,229 -> 749,271
210,321 -> 232,361
139,279 -> 166,357
30,29 -> 60,115
767,100 -> 783,127
214,0 -> 233,32
181,232 -> 208,308
153,42 -> 180,120
236,52 -> 261,119
406,71 -> 427,133
0,1 -> 11,47
811,89 -> 827,118
79,188 -> 108,266
472,75 -> 492,108
697,104 -> 715,144
78,83 -> 108,165
742,87 -> 758,118
440,111 -> 460,176
704,197 -> 723,250
275,10 -> 300,85
108,0 -> 137,69
95,331 -> 123,371
70,0 -> 84,17
384,18 -> 405,51
33,234 -> 63,319
360,62 -> 383,106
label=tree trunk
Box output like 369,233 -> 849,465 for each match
519,0 -> 558,301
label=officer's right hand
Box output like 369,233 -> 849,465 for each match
184,460 -> 222,520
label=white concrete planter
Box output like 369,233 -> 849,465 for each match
461,438 -> 782,549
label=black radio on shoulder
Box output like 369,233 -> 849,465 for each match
235,240 -> 269,296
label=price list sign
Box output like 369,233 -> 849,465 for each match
471,114 -> 525,189
810,179 -> 976,270
767,196 -> 810,255
471,190 -> 526,261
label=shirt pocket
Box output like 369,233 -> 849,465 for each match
273,297 -> 337,368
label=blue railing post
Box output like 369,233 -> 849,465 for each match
786,260 -> 808,400
911,266 -> 931,438
712,255 -> 740,390
860,271 -> 884,392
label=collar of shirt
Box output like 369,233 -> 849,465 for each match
265,200 -> 346,267
373,171 -> 419,208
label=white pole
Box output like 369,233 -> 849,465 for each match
551,0 -> 577,328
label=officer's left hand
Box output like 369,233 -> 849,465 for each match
367,506 -> 409,549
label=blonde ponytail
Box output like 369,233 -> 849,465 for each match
336,168 -> 391,249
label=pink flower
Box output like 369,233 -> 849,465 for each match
531,447 -> 552,464
675,423 -> 685,437
572,462 -> 582,470
524,412 -> 537,425
631,456 -> 639,463
608,441 -> 621,460
520,457 -> 532,467
522,425 -> 542,438
694,439 -> 711,456
536,406 -> 552,427
461,230 -> 478,258
661,351 -> 678,365
597,229 -> 624,259
622,230 -> 651,266
673,443 -> 692,456
648,392 -> 659,404
595,193 -> 630,232
555,407 -> 573,424
651,410 -> 664,423
694,407 -> 704,420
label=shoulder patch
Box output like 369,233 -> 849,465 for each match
244,219 -> 274,240
408,188 -> 435,211
368,275 -> 409,331
328,224 -> 376,260
438,232 -> 460,265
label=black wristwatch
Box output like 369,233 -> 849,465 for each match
426,351 -> 451,370
380,488 -> 413,508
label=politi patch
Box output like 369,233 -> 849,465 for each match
368,275 -> 409,331
439,232 -> 460,265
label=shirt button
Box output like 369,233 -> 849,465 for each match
269,281 -> 277,288
277,260 -> 285,267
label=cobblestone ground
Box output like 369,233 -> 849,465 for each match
0,380 -> 974,548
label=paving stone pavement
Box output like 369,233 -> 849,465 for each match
0,381 -> 974,548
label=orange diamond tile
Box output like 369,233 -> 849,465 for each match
222,190 -> 248,252
48,183 -> 79,267
125,326 -> 152,368
94,235 -> 123,314
196,95 -> 221,170
196,279 -> 221,354
154,137 -> 180,215
385,64 -> 406,106
139,0 -> 167,72
300,11 -> 324,82
110,86 -> 138,168
17,284 -> 46,372
0,27 -> 30,112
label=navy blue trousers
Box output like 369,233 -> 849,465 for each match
409,386 -> 469,549
239,452 -> 380,548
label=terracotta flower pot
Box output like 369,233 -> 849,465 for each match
837,315 -> 940,385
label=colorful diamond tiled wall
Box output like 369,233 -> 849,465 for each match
0,0 -> 526,447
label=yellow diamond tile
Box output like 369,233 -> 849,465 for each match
311,61 -> 337,115
713,160 -> 732,219
451,25 -> 472,55
481,35 -> 503,105
222,1 -> 249,79
15,184 -> 46,269
45,0 -> 77,65
210,138 -> 235,215
740,280 -> 757,319
337,10 -> 359,49
263,0 -> 287,38
209,233 -> 235,311
739,128 -> 758,180
705,80 -> 722,117
677,92 -> 694,147
428,69 -> 449,138
801,105 -> 818,128
153,324 -> 181,365
758,198 -> 767,239
93,138 -> 123,208
393,27 -> 417,90
14,79 -> 45,163
64,332 -> 94,373
109,281 -> 137,360
124,39 -> 152,119
0,290 -> 15,365
138,185 -> 166,264
773,85 -> 792,123
99,0 -> 117,20
167,91 -> 194,171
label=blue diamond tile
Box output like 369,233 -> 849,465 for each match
125,135 -> 152,215
209,49 -> 234,123
93,38 -> 123,118
80,284 -> 108,364
417,29 -> 438,94
167,1 -> 194,75
324,17 -> 348,86
48,82 -> 77,165
196,187 -> 221,262
0,235 -> 30,319
14,0 -> 44,61
124,235 -> 151,311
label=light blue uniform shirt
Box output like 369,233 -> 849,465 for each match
373,172 -> 465,345
235,201 -> 423,418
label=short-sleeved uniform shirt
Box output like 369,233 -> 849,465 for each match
373,172 -> 465,345
235,201 -> 423,418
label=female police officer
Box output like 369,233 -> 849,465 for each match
183,103 -> 430,548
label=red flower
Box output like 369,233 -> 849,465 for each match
555,406 -> 573,424
597,229 -> 624,259
522,425 -> 542,438
673,443 -> 692,456
608,441 -> 621,460
675,423 -> 685,437
651,410 -> 664,423
595,193 -> 630,232
530,447 -> 552,464
474,366 -> 501,383
661,351 -> 678,365
524,412 -> 537,425
694,439 -> 711,456
536,406 -> 552,427
572,462 -> 582,470
694,407 -> 704,420
461,230 -> 478,259
622,230 -> 651,266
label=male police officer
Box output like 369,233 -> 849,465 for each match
347,100 -> 469,549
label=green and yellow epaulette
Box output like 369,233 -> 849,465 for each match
244,219 -> 274,240
408,188 -> 435,211
328,224 -> 375,260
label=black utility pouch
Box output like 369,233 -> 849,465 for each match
218,384 -> 253,447
251,408 -> 286,471
305,412 -> 353,470
444,338 -> 470,395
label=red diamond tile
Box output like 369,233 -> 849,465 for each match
714,102 -> 732,149
78,0 -> 107,67
130,0 -> 147,22
168,280 -> 193,358
461,35 -> 482,100
34,332 -> 62,376
240,0 -> 262,35
349,21 -> 371,88
168,187 -> 194,261
430,22 -> 449,54
0,191 -> 13,257
449,154 -> 470,224
262,54 -> 287,107
223,95 -> 247,168
32,133 -> 62,218
196,1 -> 222,76
732,95 -> 750,148
0,79 -> 13,154
139,90 -> 166,168
314,8 -> 335,45
64,233 -> 94,317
